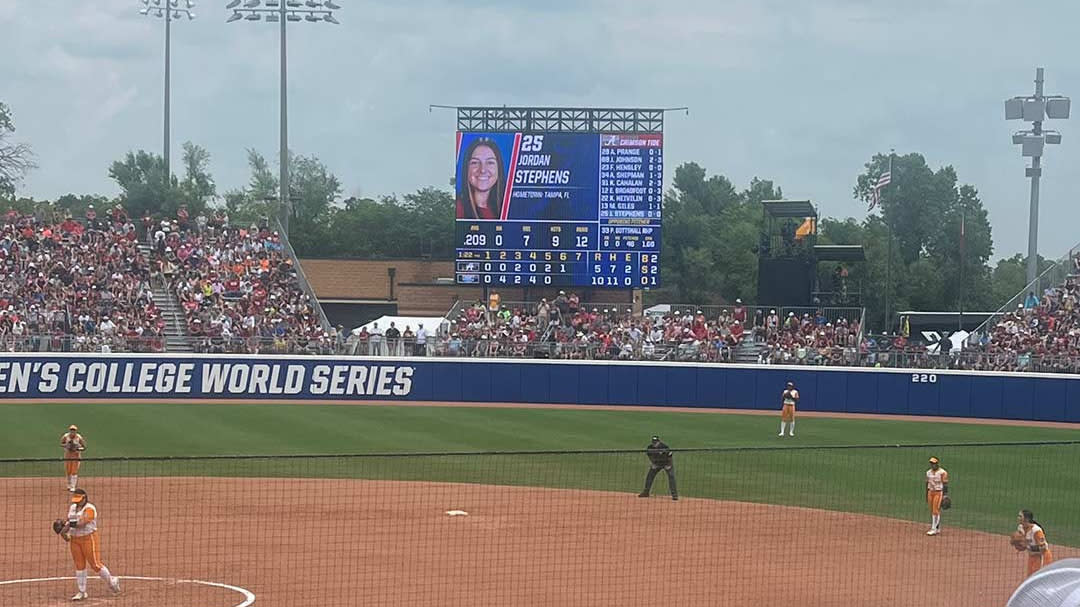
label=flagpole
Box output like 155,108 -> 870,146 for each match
959,204 -> 965,332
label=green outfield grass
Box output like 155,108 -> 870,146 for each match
2,403 -> 1078,545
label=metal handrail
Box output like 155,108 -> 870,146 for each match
273,218 -> 332,332
969,239 -> 1080,341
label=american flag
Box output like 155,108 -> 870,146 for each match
868,170 -> 891,211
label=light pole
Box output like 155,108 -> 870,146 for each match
1005,67 -> 1070,285
225,0 -> 341,235
139,0 -> 196,187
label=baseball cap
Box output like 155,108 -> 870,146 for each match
929,457 -> 940,464
651,435 -> 660,442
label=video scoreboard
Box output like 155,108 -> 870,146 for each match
454,131 -> 662,288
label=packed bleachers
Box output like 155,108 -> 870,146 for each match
964,269 -> 1080,373
151,216 -> 332,354
0,208 -> 163,352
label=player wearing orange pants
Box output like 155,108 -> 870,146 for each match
778,382 -> 798,437
925,456 -> 949,535
1016,509 -> 1054,577
60,425 -> 86,492
63,489 -> 121,601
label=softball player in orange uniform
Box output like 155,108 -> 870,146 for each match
1016,509 -> 1054,577
779,381 -> 798,437
62,489 -> 121,601
60,425 -> 86,492
925,456 -> 949,535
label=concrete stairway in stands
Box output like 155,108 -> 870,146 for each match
734,338 -> 766,364
137,243 -> 193,353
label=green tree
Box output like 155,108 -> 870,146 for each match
108,150 -> 179,218
660,163 -> 777,303
178,142 -> 215,216
286,153 -> 341,255
224,149 -> 278,225
0,102 -> 36,200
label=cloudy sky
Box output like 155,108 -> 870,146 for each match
1,0 -> 1077,259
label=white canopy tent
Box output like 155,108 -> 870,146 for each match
352,315 -> 449,336
348,315 -> 450,356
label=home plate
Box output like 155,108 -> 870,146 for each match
445,510 -> 469,516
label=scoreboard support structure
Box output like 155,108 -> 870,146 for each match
450,106 -> 676,291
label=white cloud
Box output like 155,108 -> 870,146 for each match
1,0 -> 1078,258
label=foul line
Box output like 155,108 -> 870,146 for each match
0,575 -> 255,606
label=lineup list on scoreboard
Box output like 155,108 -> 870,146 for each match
454,132 -> 662,288
598,134 -> 662,256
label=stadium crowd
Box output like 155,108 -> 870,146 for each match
152,210 -> 332,354
7,201 -> 1080,374
0,208 -> 163,353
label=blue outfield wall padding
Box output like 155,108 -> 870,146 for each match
577,365 -> 609,405
723,368 -> 758,409
607,365 -> 639,405
907,374 -> 942,416
815,373 -> 847,413
1032,379 -> 1066,422
636,366 -> 667,406
1065,381 -> 1080,423
695,367 -> 726,409
845,372 -> 879,414
969,375 -> 1004,419
548,364 -> 579,404
1002,377 -> 1035,420
664,366 -> 698,407
490,363 -> 522,403
0,354 -> 1077,423
937,375 -> 972,418
875,372 -> 910,415
519,364 -> 550,404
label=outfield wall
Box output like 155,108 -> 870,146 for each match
0,354 -> 1078,423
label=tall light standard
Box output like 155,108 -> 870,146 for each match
1005,67 -> 1070,285
225,0 -> 341,235
139,0 -> 196,187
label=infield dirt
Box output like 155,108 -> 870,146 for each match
1,477 -> 1071,606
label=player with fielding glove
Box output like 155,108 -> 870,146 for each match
62,489 -> 121,601
924,456 -> 949,536
638,435 -> 678,501
52,518 -> 71,542
60,425 -> 87,492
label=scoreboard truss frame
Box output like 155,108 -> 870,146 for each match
456,107 -> 664,134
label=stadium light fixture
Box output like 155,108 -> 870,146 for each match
139,0 -> 195,188
1004,67 -> 1070,285
225,0 -> 343,236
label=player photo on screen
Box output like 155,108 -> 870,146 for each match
456,133 -> 514,220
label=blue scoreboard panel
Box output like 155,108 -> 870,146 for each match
454,131 -> 662,288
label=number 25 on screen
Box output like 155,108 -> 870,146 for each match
521,135 -> 544,152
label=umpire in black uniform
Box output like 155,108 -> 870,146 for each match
638,435 -> 678,500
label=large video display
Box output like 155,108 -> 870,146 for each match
454,131 -> 662,288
